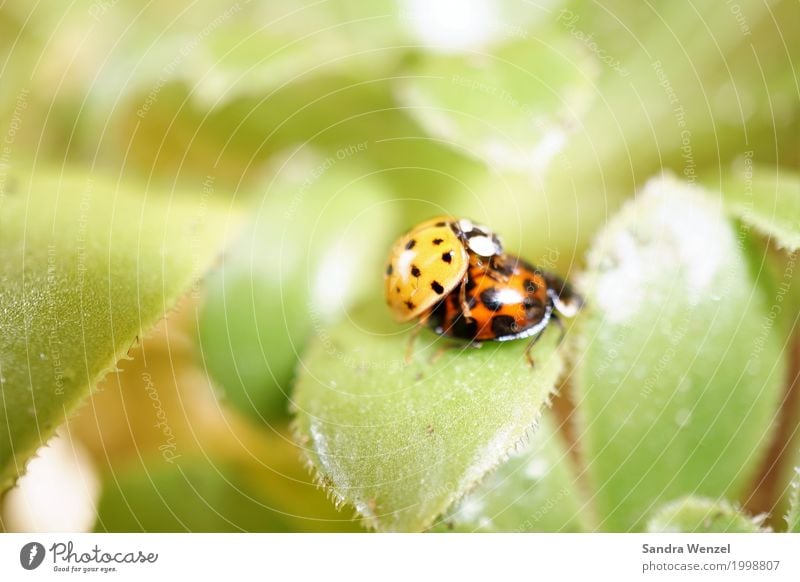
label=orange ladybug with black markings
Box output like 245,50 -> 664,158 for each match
384,217 -> 582,365
427,253 -> 582,365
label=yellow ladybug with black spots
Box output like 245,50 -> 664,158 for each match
384,216 -> 503,322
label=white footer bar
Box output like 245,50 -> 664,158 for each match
1,533 -> 798,581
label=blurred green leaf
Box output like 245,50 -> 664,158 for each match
398,31 -> 597,171
450,166 -> 606,278
545,0 -> 799,225
572,0 -> 799,169
646,497 -> 768,533
97,459 -> 295,532
575,175 -> 786,531
721,165 -> 800,252
0,9 -> 37,121
47,0 -> 566,114
0,167 -> 235,490
292,302 -> 565,532
435,413 -> 588,532
197,155 -> 397,422
105,73 -> 482,195
95,444 -> 362,533
19,0 -> 405,109
177,4 -> 408,109
5,1 -> 412,185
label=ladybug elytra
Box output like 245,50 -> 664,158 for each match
384,216 -> 503,322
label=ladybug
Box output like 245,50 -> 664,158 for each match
427,253 -> 582,365
384,216 -> 503,323
384,217 -> 582,365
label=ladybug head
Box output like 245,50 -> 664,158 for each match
454,218 -> 503,258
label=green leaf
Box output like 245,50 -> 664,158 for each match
448,166 -> 606,278
785,466 -> 800,532
45,0 -> 565,114
0,167 -> 235,490
646,497 -> 768,533
95,446 -> 362,533
575,175 -> 786,531
197,155 -> 396,422
435,413 -> 589,532
175,1 -> 407,109
9,1 -> 414,188
292,303 -> 565,532
544,0 -> 799,227
23,0 -> 405,110
96,459 -> 292,532
106,71 -> 483,196
601,1 -> 797,163
0,9 -> 38,121
398,31 -> 597,171
720,164 -> 800,252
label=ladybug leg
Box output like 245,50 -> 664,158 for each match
524,331 -> 546,368
486,270 -> 507,283
525,316 -> 569,368
405,312 -> 430,364
553,315 -> 567,345
429,343 -> 454,364
458,278 -> 473,321
488,255 -> 511,283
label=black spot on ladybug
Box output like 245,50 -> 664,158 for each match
494,259 -> 515,277
386,264 -> 393,275
405,300 -> 415,310
480,288 -> 504,311
431,280 -> 445,294
465,276 -> 477,292
451,313 -> 479,339
435,221 -> 447,227
523,278 -> 537,294
406,239 -> 417,250
432,238 -> 444,245
491,314 -> 518,337
441,251 -> 453,263
395,286 -> 401,293
411,265 -> 421,278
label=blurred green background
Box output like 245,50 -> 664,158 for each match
0,0 -> 797,532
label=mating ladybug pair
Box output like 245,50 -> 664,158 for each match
384,217 -> 582,365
